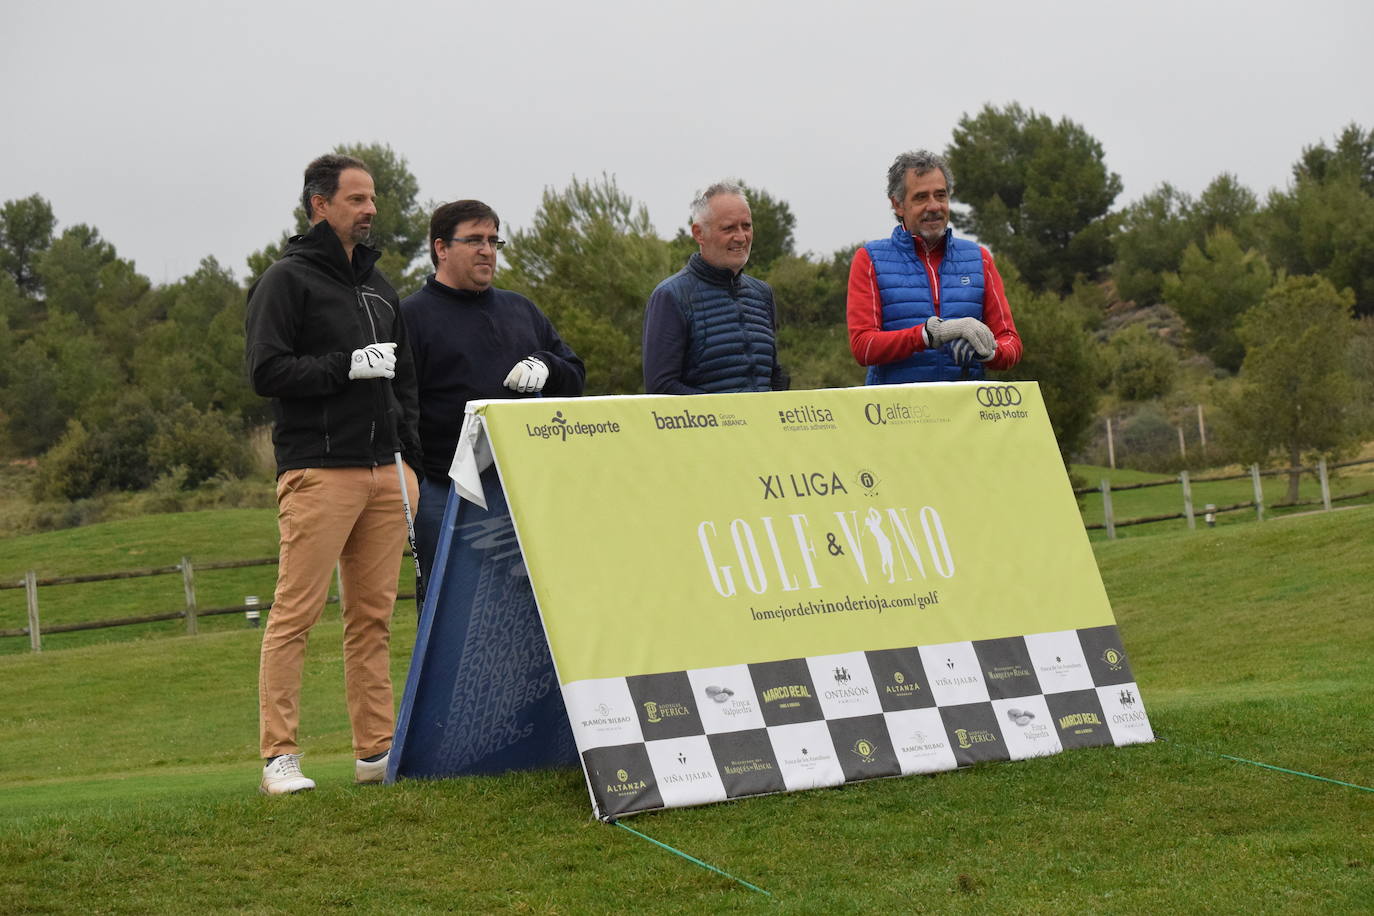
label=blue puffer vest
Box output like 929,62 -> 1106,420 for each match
658,253 -> 776,392
864,225 -> 986,384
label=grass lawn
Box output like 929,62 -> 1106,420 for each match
0,505 -> 1370,911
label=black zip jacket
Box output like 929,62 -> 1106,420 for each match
245,220 -> 423,476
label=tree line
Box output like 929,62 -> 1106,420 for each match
1,104 -> 1371,512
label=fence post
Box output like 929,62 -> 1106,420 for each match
25,570 -> 41,653
1106,417 -> 1116,470
1181,470 -> 1195,530
1250,464 -> 1265,522
181,556 -> 198,635
1196,404 -> 1208,454
1319,457 -> 1332,512
1177,426 -> 1186,459
1101,480 -> 1116,540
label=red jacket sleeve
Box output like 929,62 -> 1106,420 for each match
846,247 -> 927,367
981,248 -> 1022,371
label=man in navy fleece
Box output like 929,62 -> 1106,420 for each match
642,180 -> 787,394
400,199 -> 585,580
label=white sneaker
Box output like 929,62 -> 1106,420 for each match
355,750 -> 390,784
260,753 -> 316,795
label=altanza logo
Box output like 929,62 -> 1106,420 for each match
653,408 -> 719,430
525,409 -> 622,442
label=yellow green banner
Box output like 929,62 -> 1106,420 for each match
470,383 -> 1113,684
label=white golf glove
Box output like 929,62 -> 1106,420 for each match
504,356 -> 549,394
923,316 -> 996,360
950,338 -> 996,368
348,341 -> 397,380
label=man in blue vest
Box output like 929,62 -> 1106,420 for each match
642,181 -> 787,394
847,150 -> 1022,384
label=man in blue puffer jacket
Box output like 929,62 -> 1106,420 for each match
847,150 -> 1022,384
642,180 -> 787,394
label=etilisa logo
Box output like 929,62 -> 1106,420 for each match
777,402 -> 837,432
525,409 -> 622,442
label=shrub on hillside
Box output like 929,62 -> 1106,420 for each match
34,393 -> 254,501
1107,324 -> 1178,402
149,404 -> 252,488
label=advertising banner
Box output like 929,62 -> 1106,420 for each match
448,382 -> 1152,818
388,471 -> 578,782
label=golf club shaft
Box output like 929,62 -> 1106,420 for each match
394,452 -> 425,613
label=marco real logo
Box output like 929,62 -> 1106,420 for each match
525,409 -> 622,442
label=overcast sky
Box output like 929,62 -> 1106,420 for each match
6,0 -> 1370,284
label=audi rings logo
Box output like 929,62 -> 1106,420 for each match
976,385 -> 1022,407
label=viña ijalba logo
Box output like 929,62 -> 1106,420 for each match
525,409 -> 622,442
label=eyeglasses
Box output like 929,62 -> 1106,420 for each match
449,235 -> 506,250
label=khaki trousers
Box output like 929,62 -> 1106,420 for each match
259,465 -> 418,759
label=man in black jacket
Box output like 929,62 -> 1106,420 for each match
245,153 -> 423,795
401,199 -> 585,581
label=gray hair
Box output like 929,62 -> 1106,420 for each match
886,150 -> 954,201
690,180 -> 749,225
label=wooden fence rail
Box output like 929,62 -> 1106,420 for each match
0,555 -> 420,651
4,456 -> 1372,649
1084,457 -> 1374,538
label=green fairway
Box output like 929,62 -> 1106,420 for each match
1,508 -> 1371,912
